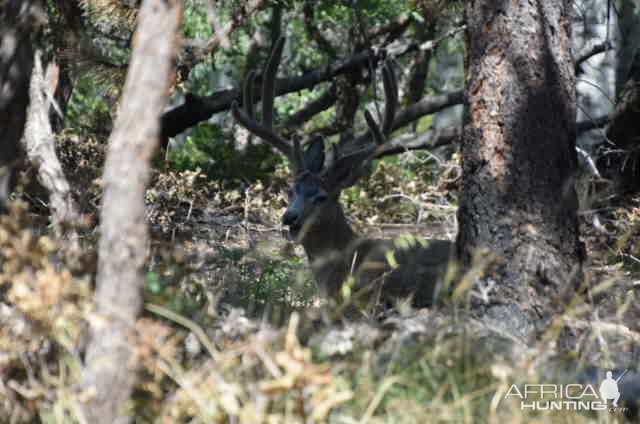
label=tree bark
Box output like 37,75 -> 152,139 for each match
77,0 -> 181,422
24,51 -> 80,239
0,0 -> 43,212
457,1 -> 584,339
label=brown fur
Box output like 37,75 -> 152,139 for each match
298,198 -> 453,307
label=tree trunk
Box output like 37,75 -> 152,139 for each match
77,1 -> 181,423
0,0 -> 43,212
457,0 -> 584,339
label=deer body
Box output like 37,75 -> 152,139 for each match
232,37 -> 454,307
306,228 -> 454,307
282,144 -> 453,306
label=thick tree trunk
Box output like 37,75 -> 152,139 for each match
77,0 -> 181,423
457,1 -> 584,339
0,0 -> 43,212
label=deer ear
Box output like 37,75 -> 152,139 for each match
304,137 -> 325,174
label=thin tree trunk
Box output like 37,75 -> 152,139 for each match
0,0 -> 43,212
457,0 -> 584,339
24,51 -> 80,239
77,1 -> 181,422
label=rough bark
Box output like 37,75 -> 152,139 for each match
458,0 -> 584,340
77,0 -> 181,422
0,0 -> 43,212
24,52 -> 80,239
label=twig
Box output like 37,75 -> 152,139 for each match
576,40 -> 613,69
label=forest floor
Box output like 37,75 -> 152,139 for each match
2,147 -> 640,422
137,153 -> 640,422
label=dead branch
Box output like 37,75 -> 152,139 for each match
23,52 -> 80,240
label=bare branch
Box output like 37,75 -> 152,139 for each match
367,14 -> 412,41
577,114 -> 608,133
576,40 -> 613,69
374,127 -> 461,158
24,52 -> 80,239
284,84 -> 337,130
392,90 -> 465,132
182,0 -> 268,63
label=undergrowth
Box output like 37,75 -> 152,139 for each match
0,145 -> 639,423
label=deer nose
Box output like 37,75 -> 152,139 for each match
282,210 -> 298,226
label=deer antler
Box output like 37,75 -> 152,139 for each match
233,39 -> 398,178
324,61 -> 398,191
231,37 -> 304,172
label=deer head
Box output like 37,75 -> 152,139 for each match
232,37 -> 397,244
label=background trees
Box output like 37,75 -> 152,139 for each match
0,0 -> 638,421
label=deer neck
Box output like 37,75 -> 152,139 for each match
300,202 -> 359,293
302,203 -> 357,260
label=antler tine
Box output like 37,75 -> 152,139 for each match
331,142 -> 339,163
262,36 -> 285,130
243,70 -> 256,119
363,61 -> 398,146
364,109 -> 386,145
293,136 -> 305,172
231,37 -> 294,164
231,101 -> 291,154
326,62 -> 399,192
381,62 -> 398,135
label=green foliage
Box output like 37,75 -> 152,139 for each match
65,74 -> 113,135
217,247 -> 315,311
342,153 -> 454,225
183,0 -> 215,40
168,123 -> 284,184
145,266 -> 200,316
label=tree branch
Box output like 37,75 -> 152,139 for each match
575,40 -> 613,70
163,24 -> 603,150
161,26 -> 466,140
283,84 -> 337,131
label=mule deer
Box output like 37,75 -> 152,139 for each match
232,38 -> 454,307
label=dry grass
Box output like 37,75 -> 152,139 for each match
0,152 -> 638,423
